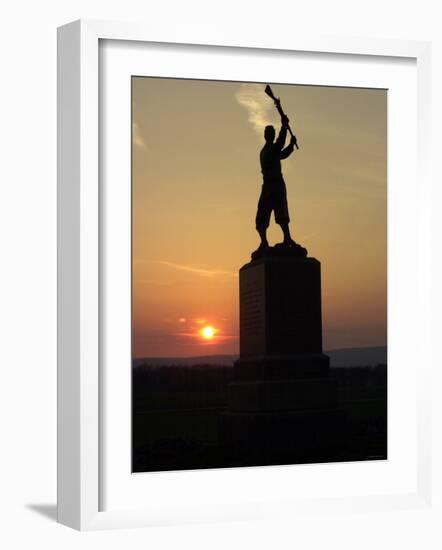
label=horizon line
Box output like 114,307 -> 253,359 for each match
132,343 -> 387,360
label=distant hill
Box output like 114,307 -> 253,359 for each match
132,354 -> 237,367
133,346 -> 387,368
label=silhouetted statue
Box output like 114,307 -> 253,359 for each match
252,86 -> 307,260
255,114 -> 297,252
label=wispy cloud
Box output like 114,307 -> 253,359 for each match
133,122 -> 147,150
153,260 -> 237,278
235,83 -> 277,134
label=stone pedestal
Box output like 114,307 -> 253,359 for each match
235,255 -> 330,380
222,250 -> 344,464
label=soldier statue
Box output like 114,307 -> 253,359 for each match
250,86 -> 307,259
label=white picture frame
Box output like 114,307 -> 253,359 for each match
57,19 -> 433,531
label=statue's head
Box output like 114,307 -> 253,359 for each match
264,125 -> 275,142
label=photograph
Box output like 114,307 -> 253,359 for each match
131,76 -> 387,473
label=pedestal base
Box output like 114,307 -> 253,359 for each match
222,408 -> 346,463
228,377 -> 337,412
222,375 -> 345,463
234,353 -> 330,380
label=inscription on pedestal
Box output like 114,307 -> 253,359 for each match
240,263 -> 266,356
242,282 -> 261,333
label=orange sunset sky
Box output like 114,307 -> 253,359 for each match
132,77 -> 387,358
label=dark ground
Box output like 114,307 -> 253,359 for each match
132,363 -> 387,472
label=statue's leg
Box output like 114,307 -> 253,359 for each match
257,226 -> 269,247
281,222 -> 296,245
275,184 -> 296,246
255,186 -> 271,248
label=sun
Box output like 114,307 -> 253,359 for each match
200,325 -> 216,340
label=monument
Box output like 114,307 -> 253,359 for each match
223,86 -> 343,464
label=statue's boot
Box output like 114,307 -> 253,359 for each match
276,238 -> 297,248
251,242 -> 269,260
